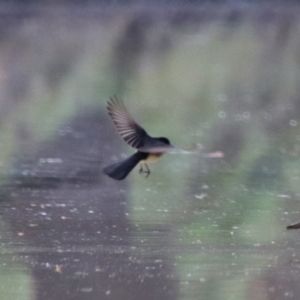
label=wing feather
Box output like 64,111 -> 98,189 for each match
107,96 -> 150,149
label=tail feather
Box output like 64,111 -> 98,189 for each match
103,152 -> 147,180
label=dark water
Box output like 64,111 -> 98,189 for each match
0,5 -> 300,300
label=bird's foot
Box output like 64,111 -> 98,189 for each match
144,164 -> 150,178
138,164 -> 151,178
139,165 -> 143,174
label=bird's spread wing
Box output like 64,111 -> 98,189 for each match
107,96 -> 150,149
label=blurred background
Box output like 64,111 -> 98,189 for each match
0,2 -> 300,300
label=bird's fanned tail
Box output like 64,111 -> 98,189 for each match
103,152 -> 148,180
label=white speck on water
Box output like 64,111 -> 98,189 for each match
43,262 -> 51,269
284,291 -> 293,297
55,203 -> 67,207
105,290 -> 111,295
218,94 -> 227,102
195,193 -> 207,200
243,111 -> 250,119
290,120 -> 298,126
277,194 -> 290,198
80,287 -> 93,293
22,170 -> 30,176
39,158 -> 63,164
269,286 -> 275,293
218,111 -> 226,118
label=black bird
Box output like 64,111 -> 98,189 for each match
103,96 -> 174,180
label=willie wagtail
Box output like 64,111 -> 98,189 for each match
103,96 -> 174,180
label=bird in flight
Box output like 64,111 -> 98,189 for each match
103,96 -> 174,180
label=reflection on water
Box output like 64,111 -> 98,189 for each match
0,4 -> 300,300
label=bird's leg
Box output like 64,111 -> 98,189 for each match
139,164 -> 143,174
144,164 -> 150,178
138,164 -> 150,178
